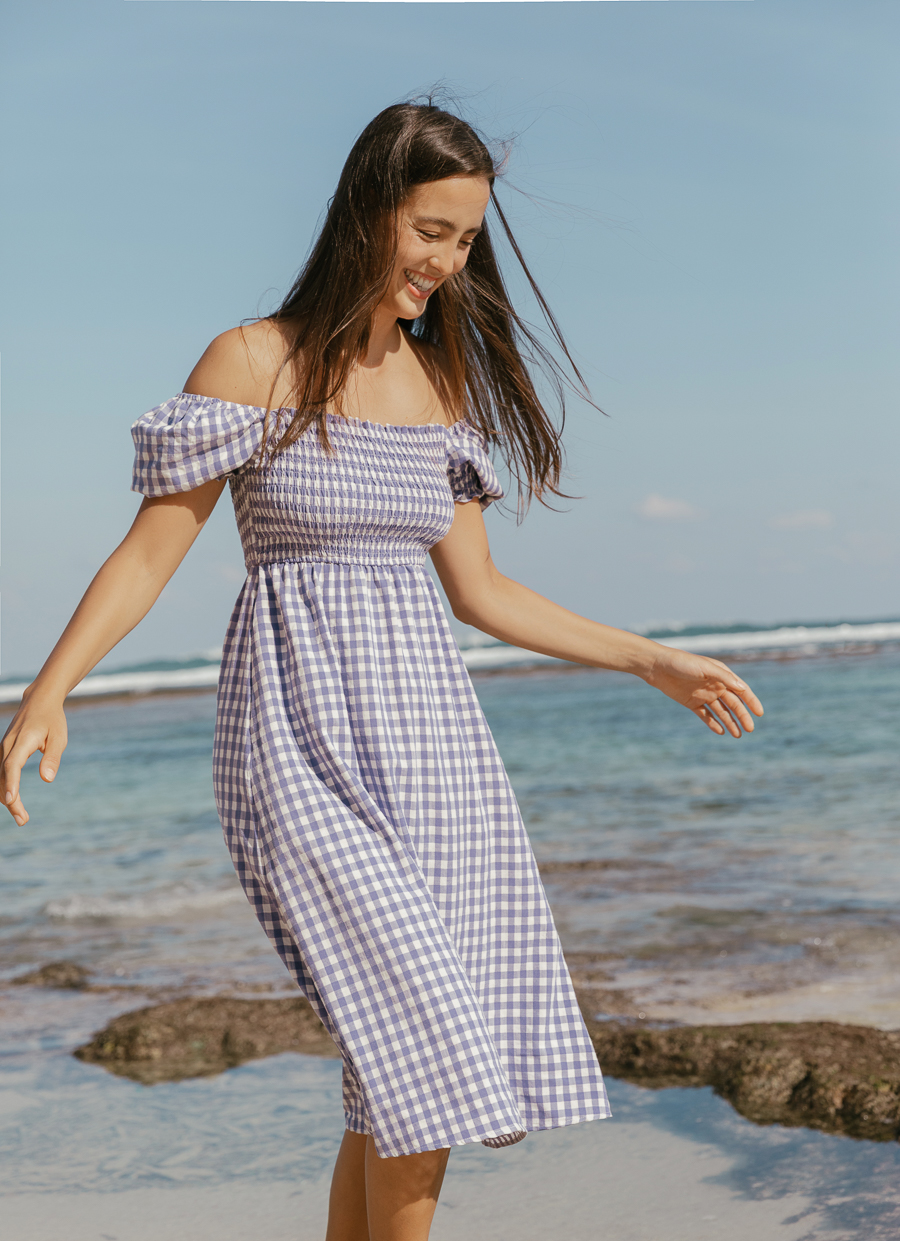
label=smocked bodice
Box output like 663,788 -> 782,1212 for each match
131,394 -> 503,569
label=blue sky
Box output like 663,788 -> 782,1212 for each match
2,0 -> 897,674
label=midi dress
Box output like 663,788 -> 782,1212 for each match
131,392 -> 611,1158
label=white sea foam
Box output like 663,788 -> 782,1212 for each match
658,620 -> 900,655
45,885 -> 244,921
459,620 -> 900,670
0,664 -> 221,705
2,620 -> 898,704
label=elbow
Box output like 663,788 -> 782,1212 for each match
451,600 -> 477,627
448,583 -> 498,629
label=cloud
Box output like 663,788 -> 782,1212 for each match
637,493 -> 703,521
769,509 -> 834,531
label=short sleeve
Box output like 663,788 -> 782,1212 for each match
131,393 -> 265,497
446,422 -> 504,509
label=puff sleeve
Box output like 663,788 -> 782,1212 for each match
131,393 -> 265,497
446,422 -> 504,509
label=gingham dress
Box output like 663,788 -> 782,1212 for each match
132,393 -> 610,1157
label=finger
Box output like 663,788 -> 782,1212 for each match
695,705 -> 725,735
39,731 -> 66,783
732,684 -> 763,717
1,767 -> 29,825
706,697 -> 742,738
4,791 -> 29,826
716,689 -> 757,734
716,668 -> 764,717
1,740 -> 36,819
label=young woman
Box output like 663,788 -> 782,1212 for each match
1,102 -> 762,1241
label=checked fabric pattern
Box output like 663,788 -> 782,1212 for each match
132,393 -> 610,1157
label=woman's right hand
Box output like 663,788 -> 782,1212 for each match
0,691 -> 68,826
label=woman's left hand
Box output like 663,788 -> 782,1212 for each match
644,648 -> 764,737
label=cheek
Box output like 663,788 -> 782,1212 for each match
396,240 -> 426,277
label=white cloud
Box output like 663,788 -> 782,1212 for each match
637,493 -> 702,521
769,509 -> 834,531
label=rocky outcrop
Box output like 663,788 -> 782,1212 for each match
69,989 -> 900,1142
586,1018 -> 900,1143
74,996 -> 338,1084
13,960 -> 91,989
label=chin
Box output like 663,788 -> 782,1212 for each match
398,292 -> 428,318
381,290 -> 428,322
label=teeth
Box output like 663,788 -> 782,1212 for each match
405,269 -> 436,293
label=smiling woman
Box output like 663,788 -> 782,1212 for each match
237,101 -> 585,505
0,97 -> 763,1241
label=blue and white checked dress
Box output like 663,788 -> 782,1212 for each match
132,393 -> 610,1157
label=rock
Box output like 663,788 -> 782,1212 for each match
73,991 -> 900,1145
585,1017 -> 900,1142
13,961 -> 91,989
74,996 -> 338,1084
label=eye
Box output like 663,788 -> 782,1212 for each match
417,229 -> 440,241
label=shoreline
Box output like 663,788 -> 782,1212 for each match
1,637 -> 897,714
9,962 -> 900,1144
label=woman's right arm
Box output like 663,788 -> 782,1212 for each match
0,478 -> 226,826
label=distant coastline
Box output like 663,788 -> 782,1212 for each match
1,617 -> 898,706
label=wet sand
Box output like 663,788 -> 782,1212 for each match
4,1062 -> 899,1240
542,858 -> 900,1033
0,1121 -> 818,1241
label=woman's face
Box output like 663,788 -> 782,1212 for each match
380,175 -> 492,321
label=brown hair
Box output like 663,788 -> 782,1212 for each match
264,100 -> 592,506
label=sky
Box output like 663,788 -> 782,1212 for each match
1,0 -> 897,675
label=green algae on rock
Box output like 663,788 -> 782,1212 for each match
74,996 -> 338,1084
586,1018 -> 900,1143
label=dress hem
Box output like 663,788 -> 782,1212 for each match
343,1108 -> 613,1159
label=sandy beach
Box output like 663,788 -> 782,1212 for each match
5,1053 -> 899,1241
0,1116 -> 822,1241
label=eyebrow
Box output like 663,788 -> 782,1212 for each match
413,215 -> 482,235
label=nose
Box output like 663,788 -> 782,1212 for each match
428,243 -> 456,277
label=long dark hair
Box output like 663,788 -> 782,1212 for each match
264,100 -> 592,505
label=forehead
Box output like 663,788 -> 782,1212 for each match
406,176 -> 491,228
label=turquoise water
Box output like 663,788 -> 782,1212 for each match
1,651 -> 899,1228
3,652 -> 900,1010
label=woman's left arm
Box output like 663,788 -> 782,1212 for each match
429,501 -> 763,738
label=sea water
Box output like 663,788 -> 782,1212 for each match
1,648 -> 899,1233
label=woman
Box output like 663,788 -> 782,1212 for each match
1,102 -> 762,1240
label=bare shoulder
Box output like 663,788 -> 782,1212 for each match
183,320 -> 294,408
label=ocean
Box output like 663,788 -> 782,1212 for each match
1,622 -> 899,1236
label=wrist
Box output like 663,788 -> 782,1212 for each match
615,632 -> 665,682
21,677 -> 70,711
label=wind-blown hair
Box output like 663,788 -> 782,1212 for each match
265,100 -> 592,505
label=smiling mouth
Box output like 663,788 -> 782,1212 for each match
404,269 -> 438,298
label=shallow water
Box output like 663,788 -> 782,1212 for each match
1,651 -> 898,1223
480,651 -> 900,1027
2,1048 -> 899,1237
5,650 -> 898,1024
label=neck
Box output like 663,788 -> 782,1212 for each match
364,306 -> 402,369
